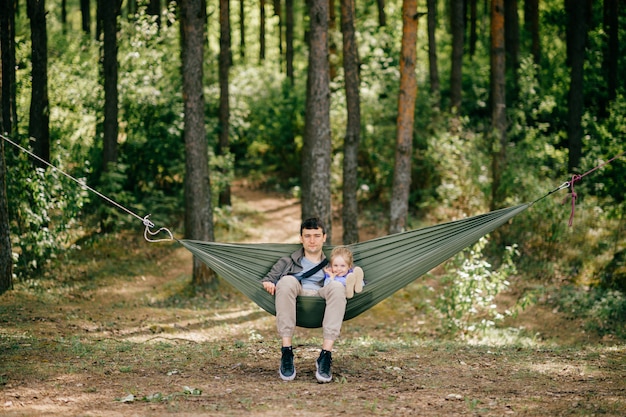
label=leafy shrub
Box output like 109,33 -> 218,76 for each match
432,237 -> 519,338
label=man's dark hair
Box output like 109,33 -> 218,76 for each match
300,217 -> 326,235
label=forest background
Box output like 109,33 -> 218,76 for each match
1,0 -> 626,342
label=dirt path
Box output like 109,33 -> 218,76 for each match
1,183 -> 625,416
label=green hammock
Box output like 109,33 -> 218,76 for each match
179,203 -> 530,328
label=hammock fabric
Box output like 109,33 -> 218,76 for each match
179,203 -> 530,328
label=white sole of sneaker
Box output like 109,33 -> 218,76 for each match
315,361 -> 332,383
279,367 -> 296,381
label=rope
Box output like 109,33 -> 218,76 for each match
562,150 -> 625,226
1,133 -> 175,242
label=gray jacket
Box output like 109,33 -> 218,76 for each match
261,247 -> 327,286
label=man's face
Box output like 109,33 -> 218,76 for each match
300,227 -> 326,254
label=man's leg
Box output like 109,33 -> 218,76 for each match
275,275 -> 300,381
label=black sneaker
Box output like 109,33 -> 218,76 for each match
279,346 -> 296,381
315,350 -> 332,383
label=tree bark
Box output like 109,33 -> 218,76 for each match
504,0 -> 519,96
523,0 -> 540,65
28,0 -> 50,168
0,138 -> 12,295
1,0 -> 18,137
80,0 -> 90,35
218,0 -> 231,207
101,0 -> 119,170
340,0 -> 360,244
285,0 -> 294,83
376,0 -> 386,27
180,0 -> 218,288
468,0 -> 477,57
259,0 -> 266,62
239,0 -> 245,59
301,0 -> 332,243
427,0 -> 439,108
565,0 -> 588,173
449,0 -> 464,112
490,0 -> 506,210
389,0 -> 419,235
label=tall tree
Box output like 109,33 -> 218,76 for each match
490,0 -> 506,209
273,0 -> 283,58
81,0 -> 91,35
523,0 -> 540,65
1,0 -> 17,137
147,0 -> 161,27
329,0 -> 338,80
28,0 -> 50,167
180,0 -> 217,287
504,0 -> 519,95
0,0 -> 15,295
340,0 -> 361,244
389,0 -> 419,234
449,0 -> 464,112
565,0 -> 589,172
239,0 -> 245,59
376,0 -> 386,27
101,0 -> 120,170
218,0 -> 231,206
285,0 -> 294,82
427,0 -> 440,108
260,0 -> 266,61
301,0 -> 332,242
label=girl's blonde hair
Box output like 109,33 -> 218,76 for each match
329,246 -> 354,268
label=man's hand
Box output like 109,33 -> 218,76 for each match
263,281 -> 276,295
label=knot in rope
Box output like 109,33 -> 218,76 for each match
143,215 -> 174,242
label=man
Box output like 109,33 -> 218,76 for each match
261,217 -> 347,383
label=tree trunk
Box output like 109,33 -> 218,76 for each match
490,0 -> 506,210
329,0 -> 337,80
427,0 -> 439,108
81,0 -> 90,35
218,0 -> 231,207
0,138 -> 12,295
1,0 -> 18,137
301,0 -> 332,243
101,0 -> 119,170
523,0 -> 539,65
285,0 -> 294,83
28,0 -> 50,168
449,0 -> 464,112
504,0 -> 519,96
180,0 -> 217,288
340,0 -> 360,244
274,0 -> 283,58
239,0 -> 245,60
259,0 -> 265,62
376,0 -> 386,27
565,0 -> 588,173
389,0 -> 419,235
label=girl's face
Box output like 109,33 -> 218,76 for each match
330,255 -> 350,276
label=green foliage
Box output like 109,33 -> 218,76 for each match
6,150 -> 88,278
432,237 -> 519,338
550,285 -> 626,339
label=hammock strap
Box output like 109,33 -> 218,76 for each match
1,133 -> 174,240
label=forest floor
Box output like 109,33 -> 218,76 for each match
1,182 -> 625,416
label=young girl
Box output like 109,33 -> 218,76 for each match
323,246 -> 364,299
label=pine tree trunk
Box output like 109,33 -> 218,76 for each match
218,0 -> 231,207
101,0 -> 119,170
180,0 -> 218,288
341,0 -> 361,244
389,0 -> 418,235
427,0 -> 440,108
490,0 -> 506,209
302,0 -> 332,242
1,0 -> 18,137
449,0 -> 464,112
28,0 -> 50,168
0,139 -> 12,295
